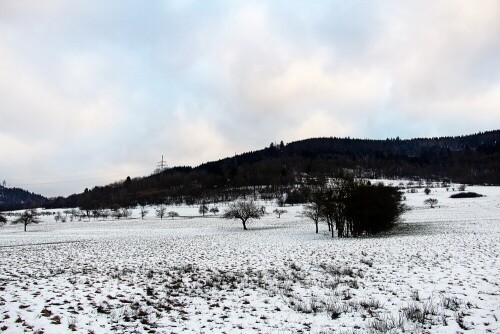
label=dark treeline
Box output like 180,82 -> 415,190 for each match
3,130 -> 499,211
0,186 -> 47,211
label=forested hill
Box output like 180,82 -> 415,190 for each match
40,130 -> 499,210
200,130 -> 500,173
0,186 -> 47,211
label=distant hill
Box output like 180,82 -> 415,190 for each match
0,186 -> 47,211
44,130 -> 499,210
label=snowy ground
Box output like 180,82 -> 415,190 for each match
0,184 -> 499,333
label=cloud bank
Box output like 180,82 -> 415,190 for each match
1,0 -> 499,196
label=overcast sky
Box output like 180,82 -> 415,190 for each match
1,0 -> 499,197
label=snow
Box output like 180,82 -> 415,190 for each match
0,184 -> 499,333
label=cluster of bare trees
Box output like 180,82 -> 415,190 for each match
303,179 -> 407,237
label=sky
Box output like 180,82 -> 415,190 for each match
1,0 -> 499,197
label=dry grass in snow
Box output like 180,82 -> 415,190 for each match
0,185 -> 498,333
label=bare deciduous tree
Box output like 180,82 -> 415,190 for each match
423,198 -> 438,208
13,209 -> 41,232
273,208 -> 287,218
156,206 -> 167,219
223,200 -> 265,230
140,205 -> 149,219
199,203 -> 209,216
209,207 -> 219,215
302,203 -> 321,234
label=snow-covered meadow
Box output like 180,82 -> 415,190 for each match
0,184 -> 499,333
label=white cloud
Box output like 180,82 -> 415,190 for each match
0,0 -> 499,196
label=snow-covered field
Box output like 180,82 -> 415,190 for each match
0,185 -> 499,333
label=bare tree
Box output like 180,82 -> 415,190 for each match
423,198 -> 438,208
13,209 -> 41,232
199,203 -> 209,216
112,209 -> 123,220
156,206 -> 167,219
140,205 -> 149,219
209,207 -> 219,215
92,209 -> 101,221
302,203 -> 321,234
54,212 -> 62,222
121,208 -> 132,219
273,208 -> 287,218
223,200 -> 265,230
70,208 -> 79,221
100,209 -> 110,220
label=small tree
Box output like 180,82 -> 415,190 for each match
121,208 -> 132,219
273,208 -> 287,218
458,184 -> 466,191
140,205 -> 149,219
424,188 -> 431,195
111,208 -> 123,219
167,211 -> 179,219
92,209 -> 101,221
70,208 -> 79,221
100,209 -> 110,220
199,203 -> 209,216
424,198 -> 438,208
302,203 -> 321,234
209,207 -> 219,215
13,209 -> 41,232
54,212 -> 62,222
156,206 -> 167,219
223,200 -> 265,230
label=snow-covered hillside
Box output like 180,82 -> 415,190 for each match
0,185 -> 498,333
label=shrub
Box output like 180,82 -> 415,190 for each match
311,179 -> 407,237
167,211 -> 179,219
450,192 -> 483,198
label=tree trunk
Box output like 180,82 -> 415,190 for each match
242,219 -> 248,230
24,222 -> 27,232
315,220 -> 318,234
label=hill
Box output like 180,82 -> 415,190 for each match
42,130 -> 499,210
0,186 -> 47,211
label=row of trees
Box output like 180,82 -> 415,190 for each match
2,178 -> 407,237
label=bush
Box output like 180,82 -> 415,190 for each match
0,213 -> 6,226
167,211 -> 179,219
314,179 -> 407,237
450,192 -> 483,198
